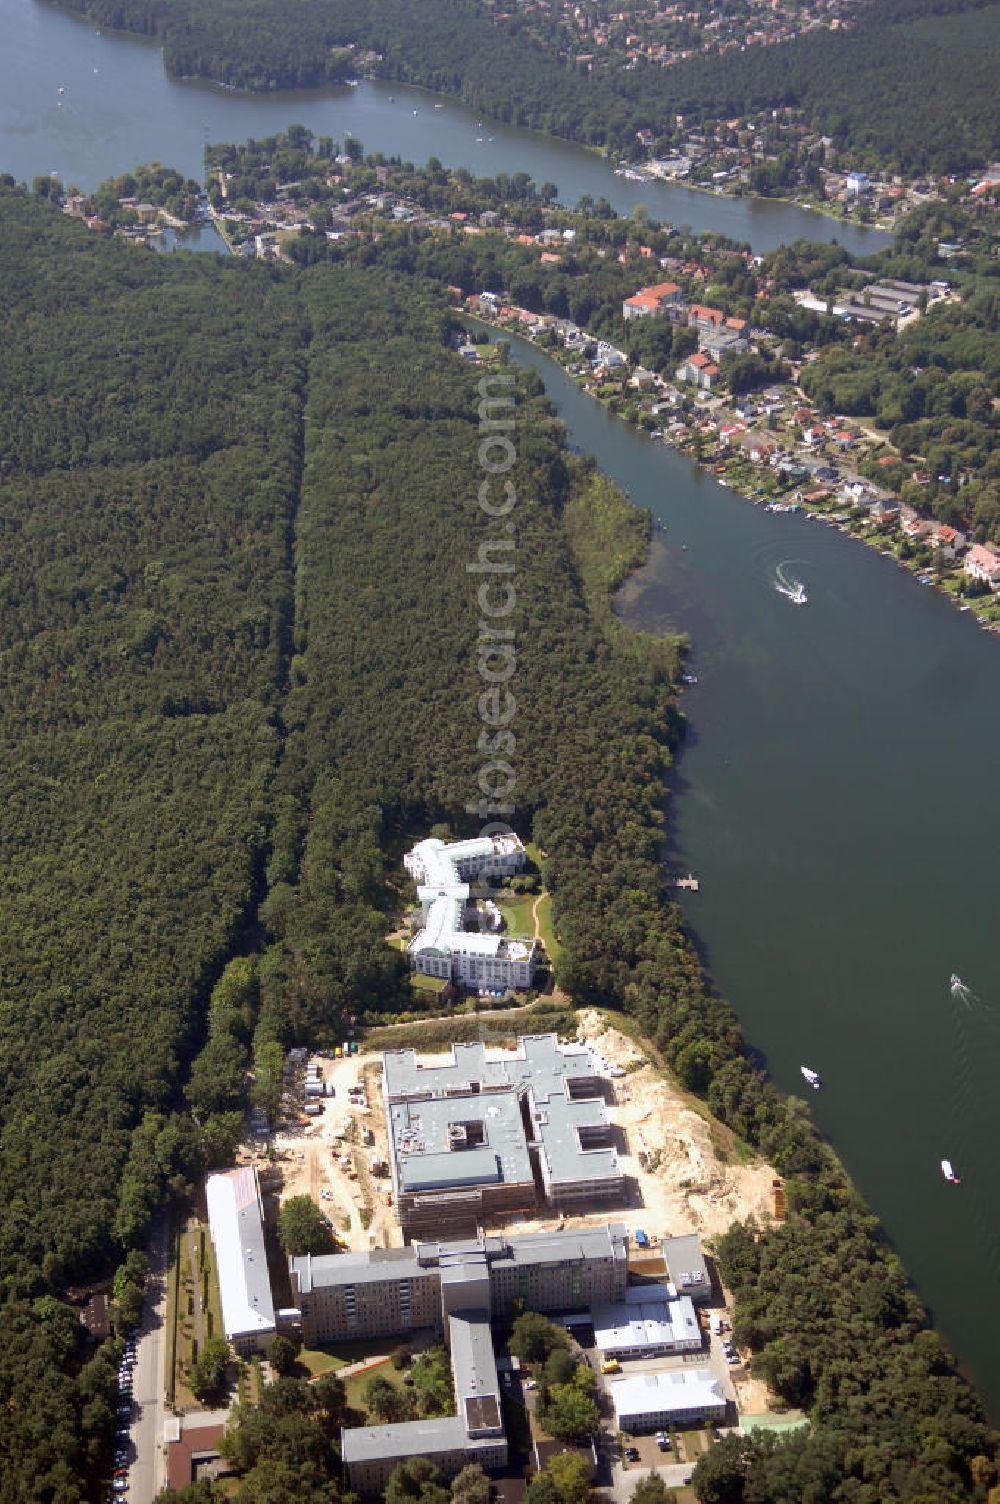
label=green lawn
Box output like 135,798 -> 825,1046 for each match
497,892 -> 535,937
342,1357 -> 408,1413
297,1337 -> 406,1381
410,972 -> 447,994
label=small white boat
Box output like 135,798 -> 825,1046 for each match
800,1066 -> 820,1090
941,1159 -> 960,1184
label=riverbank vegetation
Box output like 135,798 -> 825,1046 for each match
48,0 -> 1000,176
1,184 -> 998,1501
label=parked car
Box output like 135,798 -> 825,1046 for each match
624,1447 -> 640,1461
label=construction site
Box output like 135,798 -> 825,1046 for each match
238,1012 -> 780,1258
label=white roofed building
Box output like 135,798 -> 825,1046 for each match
205,1167 -> 276,1356
403,836 -> 536,989
592,1291 -> 702,1358
610,1369 -> 727,1431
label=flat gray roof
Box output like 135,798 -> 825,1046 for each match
293,1222 -> 630,1297
384,1034 -> 622,1198
291,1245 -> 424,1296
342,1415 -> 470,1464
449,1313 -> 502,1433
389,1093 -> 532,1192
662,1234 -> 709,1292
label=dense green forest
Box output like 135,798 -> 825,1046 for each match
0,185 -> 307,1502
50,0 -> 1000,172
1,185 -> 998,1502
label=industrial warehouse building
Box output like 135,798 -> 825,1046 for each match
403,835 -> 537,989
289,1222 -> 630,1347
205,1167 -> 276,1356
383,1034 -> 625,1239
610,1369 -> 727,1431
592,1288 -> 702,1358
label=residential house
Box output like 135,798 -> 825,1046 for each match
675,353 -> 718,391
869,498 -> 901,529
622,281 -> 683,321
963,543 -> 1000,589
901,509 -> 933,542
595,341 -> 627,368
929,523 -> 965,558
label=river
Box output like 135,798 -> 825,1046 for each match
1,0 -> 891,254
481,325 -> 1000,1417
4,0 -> 997,1423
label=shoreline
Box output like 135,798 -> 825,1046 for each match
615,164 -> 896,237
466,313 -> 1000,636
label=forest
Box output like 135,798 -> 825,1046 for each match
49,0 -> 1000,173
1,185 -> 998,1503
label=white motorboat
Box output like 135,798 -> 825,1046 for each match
941,1159 -> 960,1184
800,1066 -> 820,1090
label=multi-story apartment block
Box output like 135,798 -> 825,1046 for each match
289,1222 -> 630,1347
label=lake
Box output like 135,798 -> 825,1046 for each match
1,0 -> 890,254
483,326 -> 1000,1419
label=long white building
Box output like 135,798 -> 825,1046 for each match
205,1167 -> 276,1356
403,835 -> 537,989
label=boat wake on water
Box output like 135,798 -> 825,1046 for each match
774,560 -> 808,605
950,973 -> 979,1007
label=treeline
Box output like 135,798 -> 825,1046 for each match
49,0 -> 1000,173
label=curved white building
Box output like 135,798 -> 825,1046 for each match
403,836 -> 537,989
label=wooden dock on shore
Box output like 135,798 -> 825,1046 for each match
667,873 -> 700,891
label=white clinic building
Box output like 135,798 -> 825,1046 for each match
205,1167 -> 276,1356
403,836 -> 537,989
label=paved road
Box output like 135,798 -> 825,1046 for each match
125,1212 -> 171,1504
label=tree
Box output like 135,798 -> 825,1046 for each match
524,1478 -> 563,1504
268,1335 -> 298,1377
189,1337 -> 231,1403
364,1373 -> 415,1424
509,1311 -> 568,1364
691,1434 -> 753,1503
541,1377 -> 599,1441
278,1196 -> 336,1257
542,1347 -> 577,1391
546,1451 -> 593,1504
450,1462 -> 491,1504
386,1456 -> 450,1504
629,1477 -> 672,1504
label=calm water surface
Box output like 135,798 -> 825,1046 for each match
486,328 -> 1000,1418
0,0 -> 890,254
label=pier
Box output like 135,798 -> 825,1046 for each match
668,874 -> 700,891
